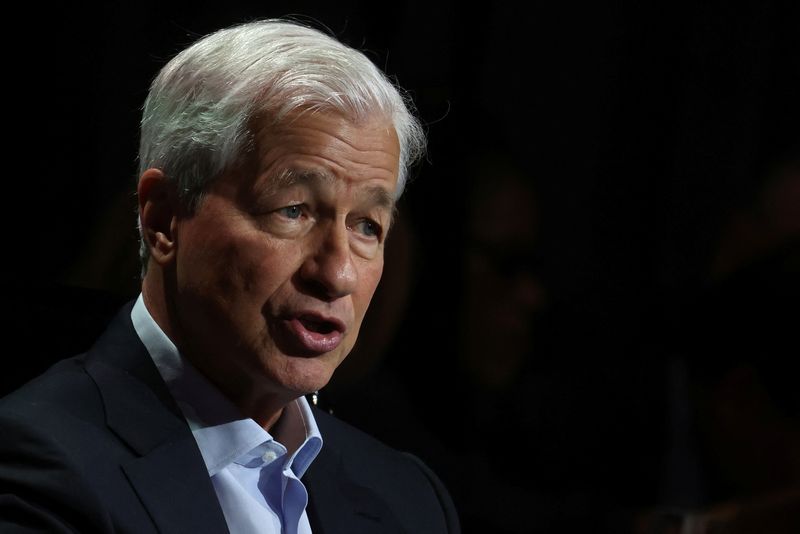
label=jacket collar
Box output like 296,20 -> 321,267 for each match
84,302 -> 230,534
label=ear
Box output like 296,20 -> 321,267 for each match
138,168 -> 179,266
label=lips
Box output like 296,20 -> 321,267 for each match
274,312 -> 346,356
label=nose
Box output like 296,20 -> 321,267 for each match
299,221 -> 358,300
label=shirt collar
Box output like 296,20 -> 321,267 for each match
286,394 -> 323,478
130,294 -> 323,477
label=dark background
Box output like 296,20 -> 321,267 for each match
10,1 -> 800,533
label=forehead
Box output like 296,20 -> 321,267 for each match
248,111 -> 401,195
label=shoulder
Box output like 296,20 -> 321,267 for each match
313,406 -> 420,472
309,407 -> 461,533
1,355 -> 105,429
0,357 -> 117,533
0,354 -> 117,472
0,312 -> 181,534
313,406 -> 438,478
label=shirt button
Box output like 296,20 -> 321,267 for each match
262,450 -> 278,463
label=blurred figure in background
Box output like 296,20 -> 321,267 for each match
640,146 -> 800,534
459,150 -> 547,392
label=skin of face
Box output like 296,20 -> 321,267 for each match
139,111 -> 400,427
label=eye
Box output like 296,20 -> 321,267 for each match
353,219 -> 382,239
277,205 -> 304,219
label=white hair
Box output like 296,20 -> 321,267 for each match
137,19 -> 426,267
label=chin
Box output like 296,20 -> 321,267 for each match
275,355 -> 340,397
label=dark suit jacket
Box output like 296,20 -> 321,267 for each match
0,303 -> 460,533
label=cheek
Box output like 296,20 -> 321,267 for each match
180,226 -> 269,300
231,241 -> 301,301
354,260 -> 385,317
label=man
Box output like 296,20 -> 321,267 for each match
0,19 -> 459,534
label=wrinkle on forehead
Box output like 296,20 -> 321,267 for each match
243,111 -> 400,207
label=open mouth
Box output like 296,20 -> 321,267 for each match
298,315 -> 340,335
273,312 -> 346,355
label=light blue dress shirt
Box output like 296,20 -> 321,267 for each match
131,295 -> 323,534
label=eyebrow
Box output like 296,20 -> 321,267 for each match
263,168 -> 396,213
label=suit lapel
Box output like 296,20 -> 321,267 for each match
122,436 -> 230,534
85,304 -> 229,534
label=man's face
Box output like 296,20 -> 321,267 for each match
171,112 -> 399,409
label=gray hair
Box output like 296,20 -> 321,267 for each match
137,18 -> 426,268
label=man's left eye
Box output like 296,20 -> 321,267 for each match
278,205 -> 303,219
354,219 -> 381,238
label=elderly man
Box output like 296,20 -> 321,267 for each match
0,19 -> 459,534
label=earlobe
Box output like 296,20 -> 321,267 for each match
138,168 -> 178,266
